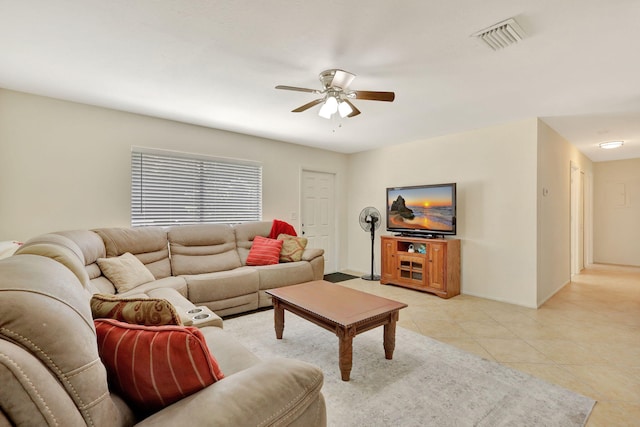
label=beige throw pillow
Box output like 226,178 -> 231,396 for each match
277,234 -> 308,262
96,252 -> 155,293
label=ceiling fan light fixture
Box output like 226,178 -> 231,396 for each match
599,141 -> 624,149
276,69 -> 394,119
338,100 -> 353,118
318,95 -> 338,119
318,105 -> 332,119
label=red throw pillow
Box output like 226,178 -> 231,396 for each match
94,319 -> 224,413
246,236 -> 283,266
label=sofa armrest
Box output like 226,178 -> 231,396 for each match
136,358 -> 325,427
301,248 -> 324,262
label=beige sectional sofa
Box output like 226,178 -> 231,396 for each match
20,221 -> 324,323
0,221 -> 327,426
0,251 -> 326,426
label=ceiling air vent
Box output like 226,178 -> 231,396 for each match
473,18 -> 526,50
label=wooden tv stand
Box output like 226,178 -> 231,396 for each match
380,235 -> 460,298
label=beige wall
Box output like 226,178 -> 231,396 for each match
1,88 -> 608,307
0,89 -> 349,271
536,120 -> 593,305
593,158 -> 640,266
347,119 -> 540,307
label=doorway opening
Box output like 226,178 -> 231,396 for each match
570,162 -> 591,276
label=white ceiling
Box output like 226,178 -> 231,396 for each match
1,0 -> 640,161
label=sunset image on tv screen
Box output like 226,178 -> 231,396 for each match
388,186 -> 454,231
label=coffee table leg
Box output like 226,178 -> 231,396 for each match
337,326 -> 356,381
273,299 -> 284,339
383,311 -> 399,359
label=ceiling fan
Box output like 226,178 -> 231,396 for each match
275,69 -> 395,119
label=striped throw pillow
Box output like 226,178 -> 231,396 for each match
94,319 -> 224,413
246,236 -> 283,266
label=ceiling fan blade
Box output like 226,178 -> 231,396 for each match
331,69 -> 356,89
343,99 -> 361,117
292,98 -> 324,113
353,91 -> 395,102
275,85 -> 318,93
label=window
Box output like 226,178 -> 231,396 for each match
131,148 -> 262,227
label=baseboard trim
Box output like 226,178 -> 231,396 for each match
536,279 -> 571,308
460,291 -> 538,309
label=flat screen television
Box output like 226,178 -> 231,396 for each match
386,183 -> 457,237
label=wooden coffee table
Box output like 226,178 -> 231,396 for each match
266,280 -> 407,381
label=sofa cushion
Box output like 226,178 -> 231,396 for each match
246,236 -> 283,266
207,294 -> 259,318
90,294 -> 182,326
15,240 -> 92,290
55,230 -> 110,290
95,319 -> 224,413
254,261 -> 315,291
118,276 -> 189,299
302,248 -> 325,261
20,233 -> 84,262
168,224 -> 241,275
54,230 -> 106,268
0,255 -> 120,425
90,276 -> 117,295
97,252 -> 156,293
182,267 -> 259,303
135,357 -> 326,427
93,227 -> 171,279
143,284 -> 192,307
277,234 -> 308,262
0,340 -> 89,426
198,326 -> 260,376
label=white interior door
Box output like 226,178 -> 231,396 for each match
301,170 -> 336,274
571,162 -> 585,276
578,171 -> 585,271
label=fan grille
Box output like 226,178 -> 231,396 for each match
359,207 -> 381,232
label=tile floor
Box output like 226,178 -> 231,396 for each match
340,264 -> 640,426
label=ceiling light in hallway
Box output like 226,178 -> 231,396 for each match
599,141 -> 624,149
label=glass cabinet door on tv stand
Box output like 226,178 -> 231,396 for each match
380,235 -> 460,299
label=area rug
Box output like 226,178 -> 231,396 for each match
323,272 -> 359,283
224,310 -> 595,427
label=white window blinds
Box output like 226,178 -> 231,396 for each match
131,149 -> 262,227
